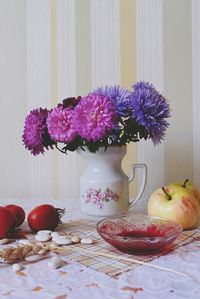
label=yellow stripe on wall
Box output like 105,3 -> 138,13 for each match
120,0 -> 137,197
50,0 -> 137,199
120,0 -> 136,87
51,0 -> 59,198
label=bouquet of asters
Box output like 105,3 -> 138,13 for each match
22,81 -> 170,155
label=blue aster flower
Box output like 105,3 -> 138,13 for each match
91,85 -> 131,117
133,81 -> 156,92
130,81 -> 170,145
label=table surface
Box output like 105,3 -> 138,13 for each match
0,198 -> 200,299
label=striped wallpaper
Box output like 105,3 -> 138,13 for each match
27,0 -> 138,201
1,0 -> 200,204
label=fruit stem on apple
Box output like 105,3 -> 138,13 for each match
183,179 -> 189,188
161,187 -> 171,200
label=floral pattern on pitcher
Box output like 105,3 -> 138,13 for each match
83,187 -> 119,209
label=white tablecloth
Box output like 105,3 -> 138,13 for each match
0,198 -> 200,299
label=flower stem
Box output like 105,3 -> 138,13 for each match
162,187 -> 171,200
55,144 -> 67,154
182,179 -> 189,188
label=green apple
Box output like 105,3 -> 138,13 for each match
148,185 -> 200,229
169,179 -> 200,205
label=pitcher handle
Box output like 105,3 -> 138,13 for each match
129,163 -> 147,206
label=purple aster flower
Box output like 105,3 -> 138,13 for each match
72,94 -> 116,141
22,108 -> 51,155
91,85 -> 131,117
133,81 -> 156,92
130,81 -> 170,144
47,106 -> 77,143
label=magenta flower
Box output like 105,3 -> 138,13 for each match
73,94 -> 116,141
47,106 -> 77,143
22,108 -> 51,155
91,85 -> 131,117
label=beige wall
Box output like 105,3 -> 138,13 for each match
0,0 -> 28,198
163,0 -> 193,184
0,0 -> 199,201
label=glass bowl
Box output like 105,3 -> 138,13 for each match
96,214 -> 182,254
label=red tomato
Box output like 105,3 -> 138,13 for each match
27,204 -> 65,232
0,207 -> 17,239
5,205 -> 25,227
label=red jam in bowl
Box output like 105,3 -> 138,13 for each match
96,215 -> 182,254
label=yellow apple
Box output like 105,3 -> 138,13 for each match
148,185 -> 200,229
169,179 -> 200,205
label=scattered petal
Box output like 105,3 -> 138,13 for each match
59,270 -> 68,276
86,283 -> 100,288
16,271 -> 27,277
121,286 -> 143,293
32,286 -> 43,292
1,291 -> 12,296
54,295 -> 68,299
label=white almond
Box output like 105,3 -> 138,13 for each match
51,232 -> 60,238
71,235 -> 80,244
0,238 -> 10,245
37,230 -> 52,235
52,236 -> 65,241
51,256 -> 62,263
12,263 -> 23,271
52,236 -> 61,242
55,237 -> 72,245
48,260 -> 62,269
35,233 -> 51,242
25,254 -> 43,262
81,238 -> 94,245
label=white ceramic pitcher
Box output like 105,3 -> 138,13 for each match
78,145 -> 147,217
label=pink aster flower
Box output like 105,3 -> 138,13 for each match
47,106 -> 77,143
22,108 -> 51,155
73,94 -> 116,141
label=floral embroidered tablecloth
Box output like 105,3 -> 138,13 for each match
0,199 -> 200,299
